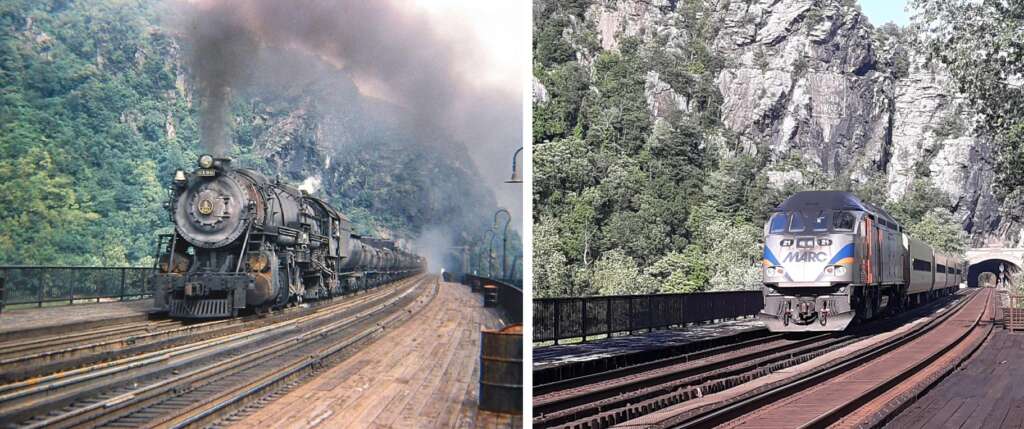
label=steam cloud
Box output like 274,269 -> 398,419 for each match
177,0 -> 522,176
414,227 -> 459,274
172,0 -> 522,270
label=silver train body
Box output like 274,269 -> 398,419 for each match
152,156 -> 425,319
760,191 -> 964,332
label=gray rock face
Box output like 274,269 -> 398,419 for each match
551,0 -> 1021,247
533,77 -> 550,104
646,71 -> 690,119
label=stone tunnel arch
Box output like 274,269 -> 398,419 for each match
967,258 -> 1021,288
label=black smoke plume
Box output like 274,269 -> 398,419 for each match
186,5 -> 258,157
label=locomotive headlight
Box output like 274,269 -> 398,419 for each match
824,265 -> 848,276
174,170 -> 186,183
198,154 -> 214,169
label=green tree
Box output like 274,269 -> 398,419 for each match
645,248 -> 709,293
591,249 -> 655,295
905,209 -> 967,257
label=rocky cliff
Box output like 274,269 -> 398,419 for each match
536,0 -> 1021,247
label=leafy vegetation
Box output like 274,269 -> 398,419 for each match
533,0 -> 764,298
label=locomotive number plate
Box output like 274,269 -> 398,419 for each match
196,168 -> 215,177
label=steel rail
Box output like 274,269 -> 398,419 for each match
533,331 -> 783,397
159,278 -> 439,428
797,288 -> 994,428
539,290 -> 973,429
0,275 -> 423,425
19,275 -> 431,429
665,288 -> 984,429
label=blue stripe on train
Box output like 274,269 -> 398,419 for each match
828,243 -> 855,265
764,247 -> 782,266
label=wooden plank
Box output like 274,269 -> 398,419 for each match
227,280 -> 511,429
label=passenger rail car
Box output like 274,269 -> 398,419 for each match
152,155 -> 425,319
761,191 -> 964,332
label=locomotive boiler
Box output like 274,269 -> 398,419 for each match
760,191 -> 965,332
152,155 -> 424,318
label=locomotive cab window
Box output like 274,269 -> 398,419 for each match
788,213 -> 806,232
811,210 -> 830,231
832,211 -> 856,231
769,213 -> 787,233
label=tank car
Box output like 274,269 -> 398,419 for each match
760,191 -> 965,332
152,155 -> 423,318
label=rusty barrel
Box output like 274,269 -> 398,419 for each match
479,323 -> 522,414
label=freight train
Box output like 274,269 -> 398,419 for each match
760,191 -> 965,332
152,155 -> 424,318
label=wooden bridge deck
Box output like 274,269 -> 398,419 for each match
888,325 -> 1024,428
228,280 -> 521,429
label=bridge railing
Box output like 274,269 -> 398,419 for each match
533,290 -> 763,344
0,266 -> 154,309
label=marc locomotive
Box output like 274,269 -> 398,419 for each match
761,191 -> 965,332
152,155 -> 423,318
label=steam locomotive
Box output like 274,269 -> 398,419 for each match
152,155 -> 424,319
760,191 -> 965,332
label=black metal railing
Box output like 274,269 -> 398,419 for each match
0,266 -> 154,308
462,274 -> 523,324
533,290 -> 763,344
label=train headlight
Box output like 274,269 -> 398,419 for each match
198,154 -> 214,169
835,266 -> 847,276
824,265 -> 834,275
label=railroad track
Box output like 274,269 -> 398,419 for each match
0,319 -> 183,363
692,287 -> 995,429
611,287 -> 994,429
0,281 -> 408,384
0,274 -> 434,428
534,289 -> 980,429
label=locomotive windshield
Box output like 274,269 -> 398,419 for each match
832,211 -> 856,231
768,210 -> 859,233
810,210 -> 830,231
769,213 -> 787,233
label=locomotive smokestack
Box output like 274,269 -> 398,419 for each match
214,157 -> 232,171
